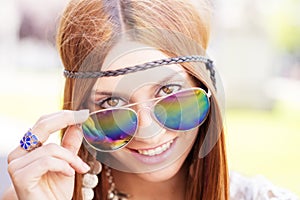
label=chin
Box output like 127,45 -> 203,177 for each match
137,154 -> 186,182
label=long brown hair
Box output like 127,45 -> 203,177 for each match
56,0 -> 228,199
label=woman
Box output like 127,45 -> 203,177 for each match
3,0 -> 297,200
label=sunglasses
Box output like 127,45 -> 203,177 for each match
82,87 -> 211,152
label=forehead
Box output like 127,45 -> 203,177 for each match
92,48 -> 194,93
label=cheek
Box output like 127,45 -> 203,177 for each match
173,127 -> 199,152
183,128 -> 199,144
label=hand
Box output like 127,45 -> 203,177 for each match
7,110 -> 91,200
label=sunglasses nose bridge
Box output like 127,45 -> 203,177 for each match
132,105 -> 164,139
136,106 -> 153,128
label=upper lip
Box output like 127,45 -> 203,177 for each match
126,137 -> 176,152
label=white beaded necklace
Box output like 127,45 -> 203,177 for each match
105,166 -> 131,200
82,163 -> 130,200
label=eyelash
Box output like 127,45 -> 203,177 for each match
156,83 -> 182,97
94,82 -> 184,109
94,96 -> 128,109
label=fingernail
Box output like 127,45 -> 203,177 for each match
82,162 -> 90,172
68,168 -> 75,176
74,109 -> 90,124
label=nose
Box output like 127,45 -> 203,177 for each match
133,106 -> 165,140
137,107 -> 152,128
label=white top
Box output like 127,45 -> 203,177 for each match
230,171 -> 299,200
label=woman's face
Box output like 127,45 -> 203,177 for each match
86,48 -> 201,182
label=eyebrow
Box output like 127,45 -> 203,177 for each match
159,70 -> 187,84
92,70 -> 188,97
91,90 -> 128,98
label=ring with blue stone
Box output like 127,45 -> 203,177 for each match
20,129 -> 42,151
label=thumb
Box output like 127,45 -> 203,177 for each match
61,125 -> 83,154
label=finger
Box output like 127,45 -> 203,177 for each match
8,143 -> 90,176
7,109 -> 89,163
61,125 -> 83,154
32,109 -> 89,143
11,158 -> 75,200
11,157 -> 76,187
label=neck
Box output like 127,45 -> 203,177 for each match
111,164 -> 188,200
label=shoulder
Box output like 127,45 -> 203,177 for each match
229,171 -> 299,200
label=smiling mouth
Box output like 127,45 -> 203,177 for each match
130,139 -> 175,156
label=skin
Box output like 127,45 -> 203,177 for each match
3,49 -> 202,200
89,49 -> 200,199
3,110 -> 91,200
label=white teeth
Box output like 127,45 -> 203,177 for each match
137,140 -> 173,156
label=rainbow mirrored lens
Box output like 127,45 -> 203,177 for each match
82,108 -> 138,151
153,89 -> 210,130
82,88 -> 210,151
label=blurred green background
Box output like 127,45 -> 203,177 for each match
226,102 -> 300,196
0,0 -> 299,197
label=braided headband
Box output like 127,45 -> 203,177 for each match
63,55 -> 216,89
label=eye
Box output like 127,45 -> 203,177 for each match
157,84 -> 182,97
97,97 -> 127,109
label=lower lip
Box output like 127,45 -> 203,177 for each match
128,138 -> 177,165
